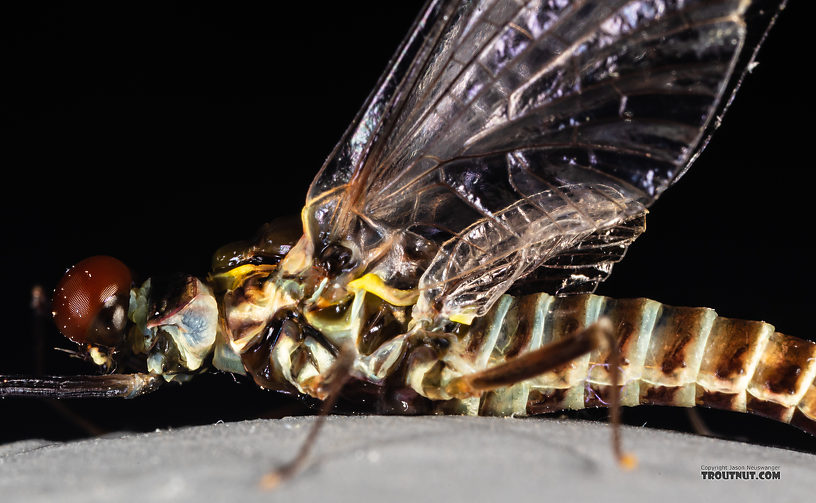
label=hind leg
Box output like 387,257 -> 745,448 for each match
446,317 -> 635,468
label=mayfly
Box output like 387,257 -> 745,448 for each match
2,0 -> 811,482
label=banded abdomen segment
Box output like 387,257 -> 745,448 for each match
449,293 -> 816,434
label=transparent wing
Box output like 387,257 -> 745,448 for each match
303,0 -> 778,323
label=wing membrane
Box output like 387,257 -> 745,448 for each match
302,0 -> 779,324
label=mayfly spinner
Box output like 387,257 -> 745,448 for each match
3,0 -> 810,484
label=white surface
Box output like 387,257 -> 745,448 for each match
0,415 -> 811,502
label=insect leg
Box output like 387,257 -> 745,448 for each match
0,373 -> 163,399
685,408 -> 713,437
260,344 -> 355,490
446,317 -> 635,468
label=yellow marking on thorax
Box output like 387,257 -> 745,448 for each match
449,310 -> 478,325
347,273 -> 419,307
209,264 -> 277,291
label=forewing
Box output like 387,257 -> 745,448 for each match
303,0 -> 778,323
305,0 -> 460,247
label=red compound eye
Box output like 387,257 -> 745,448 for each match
52,256 -> 132,346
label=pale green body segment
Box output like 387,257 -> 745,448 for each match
430,292 -> 816,425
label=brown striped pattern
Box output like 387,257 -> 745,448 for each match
424,293 -> 816,435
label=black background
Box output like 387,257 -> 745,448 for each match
1,1 -> 813,453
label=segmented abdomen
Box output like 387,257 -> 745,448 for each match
446,293 -> 816,434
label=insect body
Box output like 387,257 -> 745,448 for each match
4,0 -> 813,446
210,238 -> 816,434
